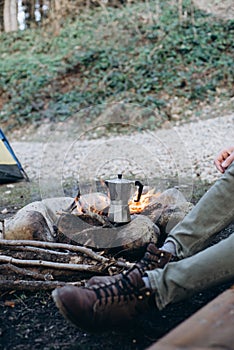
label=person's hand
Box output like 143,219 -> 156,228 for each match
214,146 -> 234,173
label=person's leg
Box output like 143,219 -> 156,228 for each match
52,232 -> 234,331
147,232 -> 234,310
166,162 -> 234,259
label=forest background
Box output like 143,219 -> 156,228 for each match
0,0 -> 233,134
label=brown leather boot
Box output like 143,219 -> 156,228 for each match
52,267 -> 156,332
87,243 -> 173,287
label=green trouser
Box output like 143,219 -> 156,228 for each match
147,162 -> 234,310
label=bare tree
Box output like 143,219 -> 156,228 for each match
0,1 -> 4,31
178,0 -> 183,24
4,0 -> 18,32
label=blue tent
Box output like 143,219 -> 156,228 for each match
0,128 -> 29,183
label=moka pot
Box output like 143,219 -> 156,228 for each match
105,174 -> 143,223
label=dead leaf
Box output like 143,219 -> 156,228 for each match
4,300 -> 15,308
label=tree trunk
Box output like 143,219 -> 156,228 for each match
0,0 -> 4,31
3,0 -> 18,32
178,0 -> 183,24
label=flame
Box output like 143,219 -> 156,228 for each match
74,193 -> 110,215
74,197 -> 84,215
128,188 -> 161,214
73,188 -> 160,216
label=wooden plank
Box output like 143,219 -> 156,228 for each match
148,286 -> 234,350
148,346 -> 225,350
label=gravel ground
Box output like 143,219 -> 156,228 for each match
11,114 -> 234,200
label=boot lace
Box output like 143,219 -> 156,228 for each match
91,267 -> 143,306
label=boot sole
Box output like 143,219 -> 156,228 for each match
52,288 -> 109,333
52,288 -> 81,328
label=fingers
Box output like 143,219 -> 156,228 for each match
214,159 -> 225,173
214,150 -> 229,173
222,151 -> 234,169
214,146 -> 234,173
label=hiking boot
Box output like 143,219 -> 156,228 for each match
87,243 -> 172,287
52,267 -> 155,332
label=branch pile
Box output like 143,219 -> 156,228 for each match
0,239 -> 133,292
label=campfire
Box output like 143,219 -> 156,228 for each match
0,182 -> 193,292
72,175 -> 161,224
73,187 -> 161,218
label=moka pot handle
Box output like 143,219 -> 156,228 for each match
134,181 -> 144,202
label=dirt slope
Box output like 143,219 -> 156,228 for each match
193,0 -> 234,20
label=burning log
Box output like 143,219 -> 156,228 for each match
57,213 -> 159,252
81,207 -> 113,228
73,192 -> 110,216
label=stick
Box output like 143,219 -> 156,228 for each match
0,255 -> 100,272
0,239 -> 107,263
10,245 -> 74,257
64,185 -> 81,213
0,254 -> 131,273
0,263 -> 53,280
0,219 -> 5,239
0,279 -> 83,291
0,240 -> 132,269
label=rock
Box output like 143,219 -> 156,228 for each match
4,197 -> 74,241
155,202 -> 194,234
4,210 -> 55,241
155,188 -> 188,206
141,188 -> 194,242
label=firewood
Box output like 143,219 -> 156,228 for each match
0,279 -> 83,291
0,233 -> 133,291
2,246 -> 83,265
0,239 -> 108,263
0,254 -> 97,272
0,263 -> 53,280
